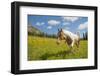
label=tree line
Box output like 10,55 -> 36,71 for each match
28,32 -> 57,38
82,32 -> 88,40
28,30 -> 88,40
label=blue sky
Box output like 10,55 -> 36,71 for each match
28,15 -> 88,38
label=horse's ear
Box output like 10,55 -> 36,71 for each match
58,29 -> 60,31
61,28 -> 63,31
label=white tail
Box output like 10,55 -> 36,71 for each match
76,31 -> 80,38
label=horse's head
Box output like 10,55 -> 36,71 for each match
56,29 -> 66,45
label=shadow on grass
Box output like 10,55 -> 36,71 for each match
39,50 -> 74,60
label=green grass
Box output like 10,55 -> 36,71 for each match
28,35 -> 88,61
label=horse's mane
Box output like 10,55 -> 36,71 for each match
62,29 -> 73,35
62,29 -> 79,39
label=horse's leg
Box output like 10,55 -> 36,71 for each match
76,40 -> 80,50
76,42 -> 79,48
69,40 -> 74,52
75,42 -> 79,51
71,40 -> 74,48
78,40 -> 80,48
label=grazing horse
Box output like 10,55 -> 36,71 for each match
57,29 -> 80,49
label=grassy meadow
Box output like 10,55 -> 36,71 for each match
28,35 -> 88,61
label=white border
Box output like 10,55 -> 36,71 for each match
20,6 -> 95,70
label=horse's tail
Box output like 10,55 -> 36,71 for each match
76,31 -> 80,38
76,31 -> 80,47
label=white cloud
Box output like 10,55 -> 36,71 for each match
62,16 -> 79,22
78,22 -> 88,30
47,26 -> 52,29
36,22 -> 40,26
41,22 -> 45,25
64,27 -> 70,30
63,22 -> 70,26
48,20 -> 60,26
36,22 -> 45,26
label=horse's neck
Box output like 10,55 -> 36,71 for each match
63,29 -> 78,39
63,30 -> 72,36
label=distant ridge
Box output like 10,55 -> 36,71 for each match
28,25 -> 57,38
28,25 -> 42,35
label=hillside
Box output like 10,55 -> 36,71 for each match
28,25 -> 57,38
28,26 -> 42,35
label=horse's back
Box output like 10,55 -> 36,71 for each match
63,29 -> 78,40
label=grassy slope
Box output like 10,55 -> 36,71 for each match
28,36 -> 88,61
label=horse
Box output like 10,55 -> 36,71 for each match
56,29 -> 80,49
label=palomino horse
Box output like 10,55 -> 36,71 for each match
57,29 -> 80,49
